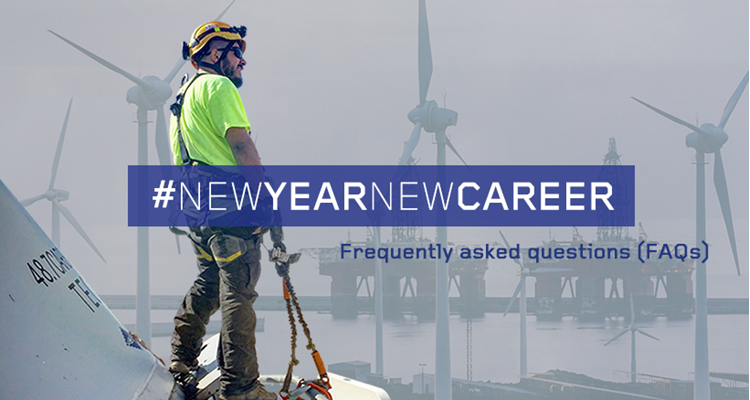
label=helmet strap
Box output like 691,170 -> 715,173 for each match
196,44 -> 235,76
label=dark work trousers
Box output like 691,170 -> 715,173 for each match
171,232 -> 263,395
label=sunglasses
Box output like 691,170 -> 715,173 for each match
220,46 -> 243,59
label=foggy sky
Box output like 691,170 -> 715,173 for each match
0,1 -> 747,303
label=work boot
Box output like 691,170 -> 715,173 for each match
169,361 -> 198,399
219,382 -> 277,400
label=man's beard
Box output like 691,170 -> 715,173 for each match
220,59 -> 243,88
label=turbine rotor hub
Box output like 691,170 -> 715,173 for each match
45,189 -> 69,201
408,100 -> 458,133
126,76 -> 173,110
685,123 -> 728,153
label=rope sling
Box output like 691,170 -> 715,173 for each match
274,256 -> 332,400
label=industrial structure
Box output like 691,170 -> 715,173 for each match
305,240 -> 488,320
306,139 -> 696,321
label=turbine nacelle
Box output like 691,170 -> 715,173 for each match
45,189 -> 69,202
685,123 -> 728,153
408,100 -> 458,133
126,76 -> 172,110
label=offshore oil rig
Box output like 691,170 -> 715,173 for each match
303,139 -> 695,320
526,138 -> 694,321
304,237 -> 489,319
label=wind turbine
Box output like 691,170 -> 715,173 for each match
396,2 -> 472,398
21,98 -> 106,263
631,71 -> 747,399
604,293 -> 660,383
499,231 -> 571,380
49,2 -> 236,347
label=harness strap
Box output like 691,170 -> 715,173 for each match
170,73 -> 209,166
168,75 -> 209,238
195,45 -> 232,74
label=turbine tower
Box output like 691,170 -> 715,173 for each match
631,71 -> 747,399
49,2 -> 236,347
499,231 -> 529,380
499,231 -> 570,380
21,98 -> 106,263
604,294 -> 660,383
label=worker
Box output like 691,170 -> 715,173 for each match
168,21 -> 288,400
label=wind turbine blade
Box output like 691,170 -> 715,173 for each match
20,194 -> 46,207
445,137 -> 470,166
399,121 -> 422,165
631,97 -> 711,137
49,30 -> 152,92
215,0 -> 237,21
417,0 -> 433,104
52,199 -> 106,263
636,328 -> 660,342
155,107 -> 172,166
49,98 -> 73,190
713,150 -> 740,275
498,230 -> 524,268
503,279 -> 524,316
163,59 -> 186,85
630,293 -> 635,322
604,329 -> 629,346
718,71 -> 749,129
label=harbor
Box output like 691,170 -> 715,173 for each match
105,283 -> 748,399
110,306 -> 748,399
